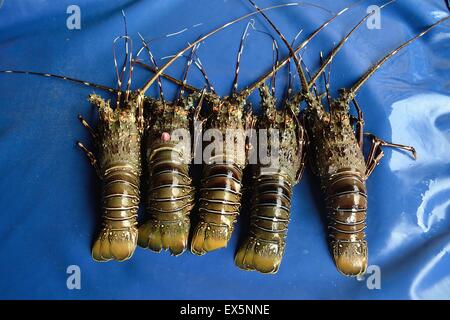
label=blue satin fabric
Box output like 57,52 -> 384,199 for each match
0,0 -> 448,299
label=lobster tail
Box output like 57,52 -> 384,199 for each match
92,228 -> 138,262
88,94 -> 142,262
235,173 -> 292,274
92,165 -> 140,262
191,222 -> 232,254
191,163 -> 243,255
139,143 -> 194,256
138,218 -> 190,256
235,237 -> 285,274
324,169 -> 368,276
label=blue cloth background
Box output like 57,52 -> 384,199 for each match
0,0 -> 449,299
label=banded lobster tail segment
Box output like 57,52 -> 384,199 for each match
0,36 -> 144,261
135,56 -> 251,256
190,19 -> 256,255
138,93 -> 203,256
235,85 -> 306,274
304,95 -> 368,276
246,0 -> 373,274
89,92 -> 144,262
190,93 -> 250,255
304,15 -> 449,276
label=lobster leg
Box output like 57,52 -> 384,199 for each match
78,114 -> 97,140
352,98 -> 364,149
77,114 -> 99,174
364,133 -> 417,178
77,141 -> 100,177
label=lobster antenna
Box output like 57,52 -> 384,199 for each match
346,15 -> 450,101
125,38 -> 134,101
136,2 -> 351,98
137,28 -> 279,97
300,55 -> 319,99
242,3 -> 350,96
139,3 -> 303,95
237,19 -> 281,95
246,0 -> 309,94
113,35 -> 133,107
0,70 -> 117,93
320,51 -> 332,106
0,12 -> 132,99
135,36 -> 213,95
251,26 -> 282,96
270,38 -> 280,96
137,29 -> 281,97
120,10 -> 134,99
178,43 -> 200,101
308,0 -> 395,89
134,60 -> 199,93
193,54 -> 217,94
137,33 -> 166,104
232,20 -> 254,95
116,11 -> 129,90
285,30 -> 302,100
286,59 -> 293,99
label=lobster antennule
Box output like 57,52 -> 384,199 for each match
246,0 -> 309,94
346,15 -> 450,100
178,42 -> 201,101
120,10 -> 134,97
112,35 -> 134,108
139,3 -> 303,94
193,53 -> 217,94
284,29 -> 303,99
252,24 -> 282,95
137,33 -> 166,105
270,36 -> 280,96
232,19 -> 254,95
134,60 -> 200,93
135,55 -> 214,95
320,51 -> 332,106
242,2 -> 351,96
134,1 -> 351,99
